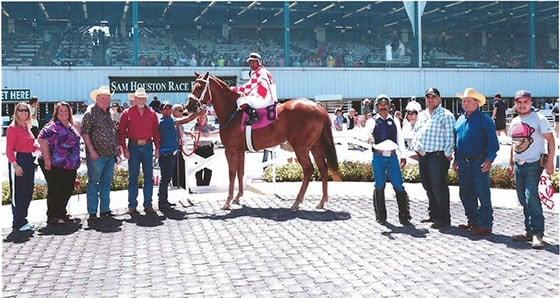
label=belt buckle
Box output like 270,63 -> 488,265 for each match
137,139 -> 146,145
382,150 -> 392,157
517,159 -> 525,165
418,150 -> 426,157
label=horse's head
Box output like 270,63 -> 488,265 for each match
187,72 -> 211,112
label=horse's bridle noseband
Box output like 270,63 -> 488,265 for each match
188,76 -> 212,105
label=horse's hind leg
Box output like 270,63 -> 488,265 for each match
222,148 -> 237,210
311,145 -> 329,209
233,151 -> 245,205
290,146 -> 314,211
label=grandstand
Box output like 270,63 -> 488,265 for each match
1,1 -> 558,69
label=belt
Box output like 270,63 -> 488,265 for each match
129,139 -> 152,146
463,155 -> 484,162
417,150 -> 444,157
373,149 -> 396,157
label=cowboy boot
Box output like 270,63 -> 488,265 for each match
241,104 -> 259,125
396,190 -> 412,225
373,188 -> 387,224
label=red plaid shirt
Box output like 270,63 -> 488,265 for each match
231,66 -> 277,102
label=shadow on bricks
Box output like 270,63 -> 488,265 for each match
38,221 -> 82,236
380,223 -> 429,239
161,208 -> 188,220
198,205 -> 352,222
440,226 -> 560,254
128,213 -> 165,227
85,217 -> 123,233
3,230 -> 34,243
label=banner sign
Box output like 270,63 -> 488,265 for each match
109,76 -> 237,93
2,89 -> 31,101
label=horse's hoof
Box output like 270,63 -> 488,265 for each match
316,203 -> 325,209
290,204 -> 299,211
232,199 -> 240,205
221,204 -> 231,210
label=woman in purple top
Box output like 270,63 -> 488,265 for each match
38,102 -> 81,225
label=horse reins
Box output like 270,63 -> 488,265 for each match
182,76 -> 212,156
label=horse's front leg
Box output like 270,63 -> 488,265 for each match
222,149 -> 237,210
291,147 -> 313,211
233,151 -> 245,205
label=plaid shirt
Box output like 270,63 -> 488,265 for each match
231,66 -> 277,102
412,105 -> 455,156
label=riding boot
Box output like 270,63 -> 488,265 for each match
241,104 -> 259,125
396,190 -> 412,225
373,188 -> 387,224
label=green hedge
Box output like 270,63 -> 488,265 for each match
264,162 -> 560,191
2,168 -> 144,205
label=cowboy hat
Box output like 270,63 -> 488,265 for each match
90,85 -> 113,101
458,88 -> 486,107
128,87 -> 148,101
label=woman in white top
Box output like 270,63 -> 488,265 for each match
401,99 -> 422,148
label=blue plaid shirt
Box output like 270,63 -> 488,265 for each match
412,105 -> 455,157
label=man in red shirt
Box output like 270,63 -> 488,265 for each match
119,87 -> 160,215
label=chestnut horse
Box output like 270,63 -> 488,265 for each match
188,72 -> 341,210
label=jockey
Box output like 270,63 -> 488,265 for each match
231,52 -> 278,125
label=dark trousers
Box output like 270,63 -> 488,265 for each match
8,153 -> 35,230
158,152 -> 177,205
419,151 -> 451,225
195,144 -> 213,186
39,159 -> 77,221
173,151 -> 186,189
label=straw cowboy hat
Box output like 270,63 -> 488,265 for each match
128,87 -> 149,101
90,85 -> 113,101
458,88 -> 486,107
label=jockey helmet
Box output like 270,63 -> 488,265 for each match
246,52 -> 263,63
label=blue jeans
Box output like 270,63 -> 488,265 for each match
372,152 -> 404,191
419,152 -> 450,224
128,143 -> 154,209
515,161 -> 544,236
86,156 -> 115,215
9,153 -> 35,230
158,152 -> 176,205
458,158 -> 493,228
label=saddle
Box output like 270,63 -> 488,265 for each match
240,103 -> 278,131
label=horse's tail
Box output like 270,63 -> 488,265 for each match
321,117 -> 342,181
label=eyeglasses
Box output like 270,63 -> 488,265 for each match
407,111 -> 418,115
17,109 -> 30,112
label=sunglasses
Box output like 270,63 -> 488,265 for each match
17,109 -> 30,112
407,111 -> 418,115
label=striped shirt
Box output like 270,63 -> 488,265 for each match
412,105 -> 455,157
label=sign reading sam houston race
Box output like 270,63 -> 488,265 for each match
109,76 -> 237,93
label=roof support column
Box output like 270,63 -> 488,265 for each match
414,1 -> 422,68
528,1 -> 536,68
283,1 -> 291,67
132,1 -> 139,66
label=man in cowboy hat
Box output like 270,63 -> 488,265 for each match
411,87 -> 455,229
509,90 -> 555,248
119,87 -> 161,216
81,85 -> 121,224
453,88 -> 499,236
230,52 -> 278,125
366,94 -> 412,226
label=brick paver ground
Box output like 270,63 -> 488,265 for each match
2,191 -> 559,297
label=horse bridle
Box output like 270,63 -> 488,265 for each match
188,76 -> 212,105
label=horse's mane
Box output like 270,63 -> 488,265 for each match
210,75 -> 239,99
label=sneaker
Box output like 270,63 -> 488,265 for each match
531,235 -> 545,249
18,223 -> 34,231
512,233 -> 532,242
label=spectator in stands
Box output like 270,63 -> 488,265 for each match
333,108 -> 346,131
189,54 -> 197,67
347,108 -> 357,130
119,88 -> 160,216
398,41 -> 405,61
82,86 -> 120,224
385,42 -> 393,63
453,88 -> 499,236
492,93 -> 507,138
149,96 -> 161,113
28,97 -> 40,137
38,102 -> 81,225
509,90 -> 556,249
411,87 -> 455,229
6,102 -> 38,232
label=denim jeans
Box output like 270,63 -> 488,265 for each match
458,158 -> 493,228
515,161 -> 544,237
158,152 -> 176,205
9,153 -> 35,230
419,152 -> 451,224
128,143 -> 154,209
372,152 -> 404,191
86,156 -> 115,215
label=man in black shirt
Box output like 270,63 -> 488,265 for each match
492,93 -> 507,137
149,96 -> 161,113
